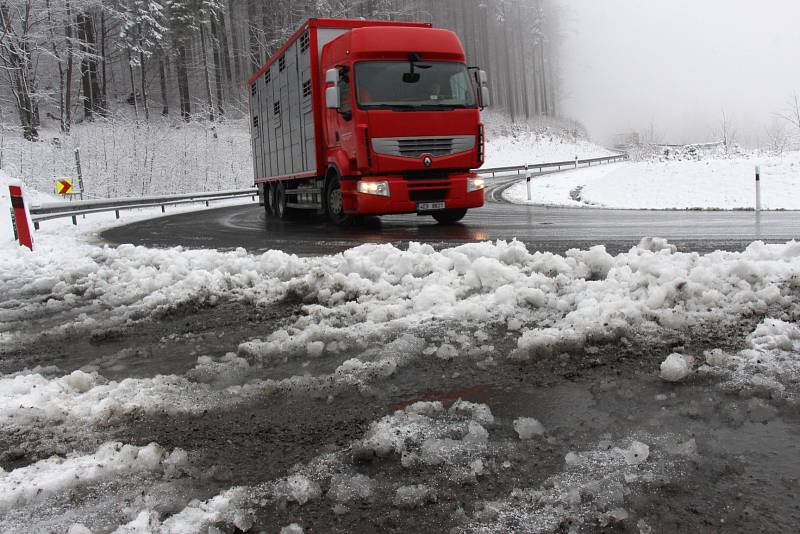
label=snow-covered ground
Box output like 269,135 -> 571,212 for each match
483,131 -> 614,168
505,151 -> 800,210
3,221 -> 800,531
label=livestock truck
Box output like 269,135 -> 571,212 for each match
247,18 -> 490,225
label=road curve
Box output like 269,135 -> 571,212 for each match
101,174 -> 800,256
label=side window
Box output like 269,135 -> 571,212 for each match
339,67 -> 352,118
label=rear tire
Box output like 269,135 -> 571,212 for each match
265,183 -> 277,216
274,181 -> 294,220
432,208 -> 467,225
325,174 -> 356,226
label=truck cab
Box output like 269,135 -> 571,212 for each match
321,26 -> 487,224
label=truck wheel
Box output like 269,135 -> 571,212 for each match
274,181 -> 293,220
432,208 -> 467,225
325,174 -> 356,226
265,183 -> 277,216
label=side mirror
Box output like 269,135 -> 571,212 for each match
325,68 -> 339,84
474,69 -> 490,109
326,86 -> 340,109
480,86 -> 490,108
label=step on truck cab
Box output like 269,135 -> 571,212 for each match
248,18 -> 490,225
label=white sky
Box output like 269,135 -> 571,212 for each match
556,0 -> 800,145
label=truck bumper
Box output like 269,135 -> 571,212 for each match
350,172 -> 485,215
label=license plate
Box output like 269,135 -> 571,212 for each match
417,201 -> 445,212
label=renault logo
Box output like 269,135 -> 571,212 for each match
422,155 -> 433,167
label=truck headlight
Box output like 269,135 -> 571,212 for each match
357,180 -> 390,197
468,177 -> 485,192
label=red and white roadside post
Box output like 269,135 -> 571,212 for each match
8,184 -> 33,250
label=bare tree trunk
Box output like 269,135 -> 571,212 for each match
139,47 -> 149,121
45,0 -> 66,131
127,49 -> 139,121
176,45 -> 191,121
99,11 -> 107,114
77,11 -> 101,119
247,2 -> 259,72
209,14 -> 225,117
64,0 -> 74,132
0,2 -> 38,140
159,53 -> 169,116
199,21 -> 216,122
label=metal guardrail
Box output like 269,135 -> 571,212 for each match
30,189 -> 258,228
474,153 -> 629,179
29,154 -> 628,226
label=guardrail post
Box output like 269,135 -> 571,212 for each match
755,165 -> 761,212
161,205 -> 165,213
205,200 -> 210,207
71,215 -> 77,225
115,209 -> 120,219
526,165 -> 532,201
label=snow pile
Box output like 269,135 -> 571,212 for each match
0,441 -> 186,511
0,369 -> 237,429
112,487 -> 254,534
703,317 -> 800,399
274,474 -> 322,505
505,150 -> 800,210
393,484 -> 437,509
660,354 -> 691,382
327,474 -> 376,504
464,436 -> 692,533
4,235 -> 800,400
513,417 -> 546,439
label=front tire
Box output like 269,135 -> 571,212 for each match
432,208 -> 467,225
325,174 -> 356,226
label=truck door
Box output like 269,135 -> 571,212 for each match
326,66 -> 356,171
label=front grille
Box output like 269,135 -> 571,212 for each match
409,189 -> 448,201
372,135 -> 475,158
404,170 -> 449,181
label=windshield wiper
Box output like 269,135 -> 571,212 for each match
415,104 -> 472,110
362,104 -> 417,111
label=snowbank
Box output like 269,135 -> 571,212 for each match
504,151 -> 800,210
0,441 -> 186,511
4,234 -> 800,397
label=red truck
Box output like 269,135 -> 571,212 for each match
247,18 -> 490,225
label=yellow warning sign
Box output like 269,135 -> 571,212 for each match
55,178 -> 74,195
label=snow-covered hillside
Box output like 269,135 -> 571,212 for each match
505,151 -> 800,210
0,112 -> 609,209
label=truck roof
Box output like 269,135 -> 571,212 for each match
247,18 -> 434,86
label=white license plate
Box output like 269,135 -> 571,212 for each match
417,201 -> 445,212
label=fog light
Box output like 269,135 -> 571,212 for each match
357,180 -> 390,197
468,177 -> 485,192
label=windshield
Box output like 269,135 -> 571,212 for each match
355,61 -> 477,110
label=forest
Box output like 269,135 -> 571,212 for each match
0,0 -> 561,141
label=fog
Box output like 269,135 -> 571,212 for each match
557,0 -> 800,146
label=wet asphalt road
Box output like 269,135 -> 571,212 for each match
101,179 -> 800,256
